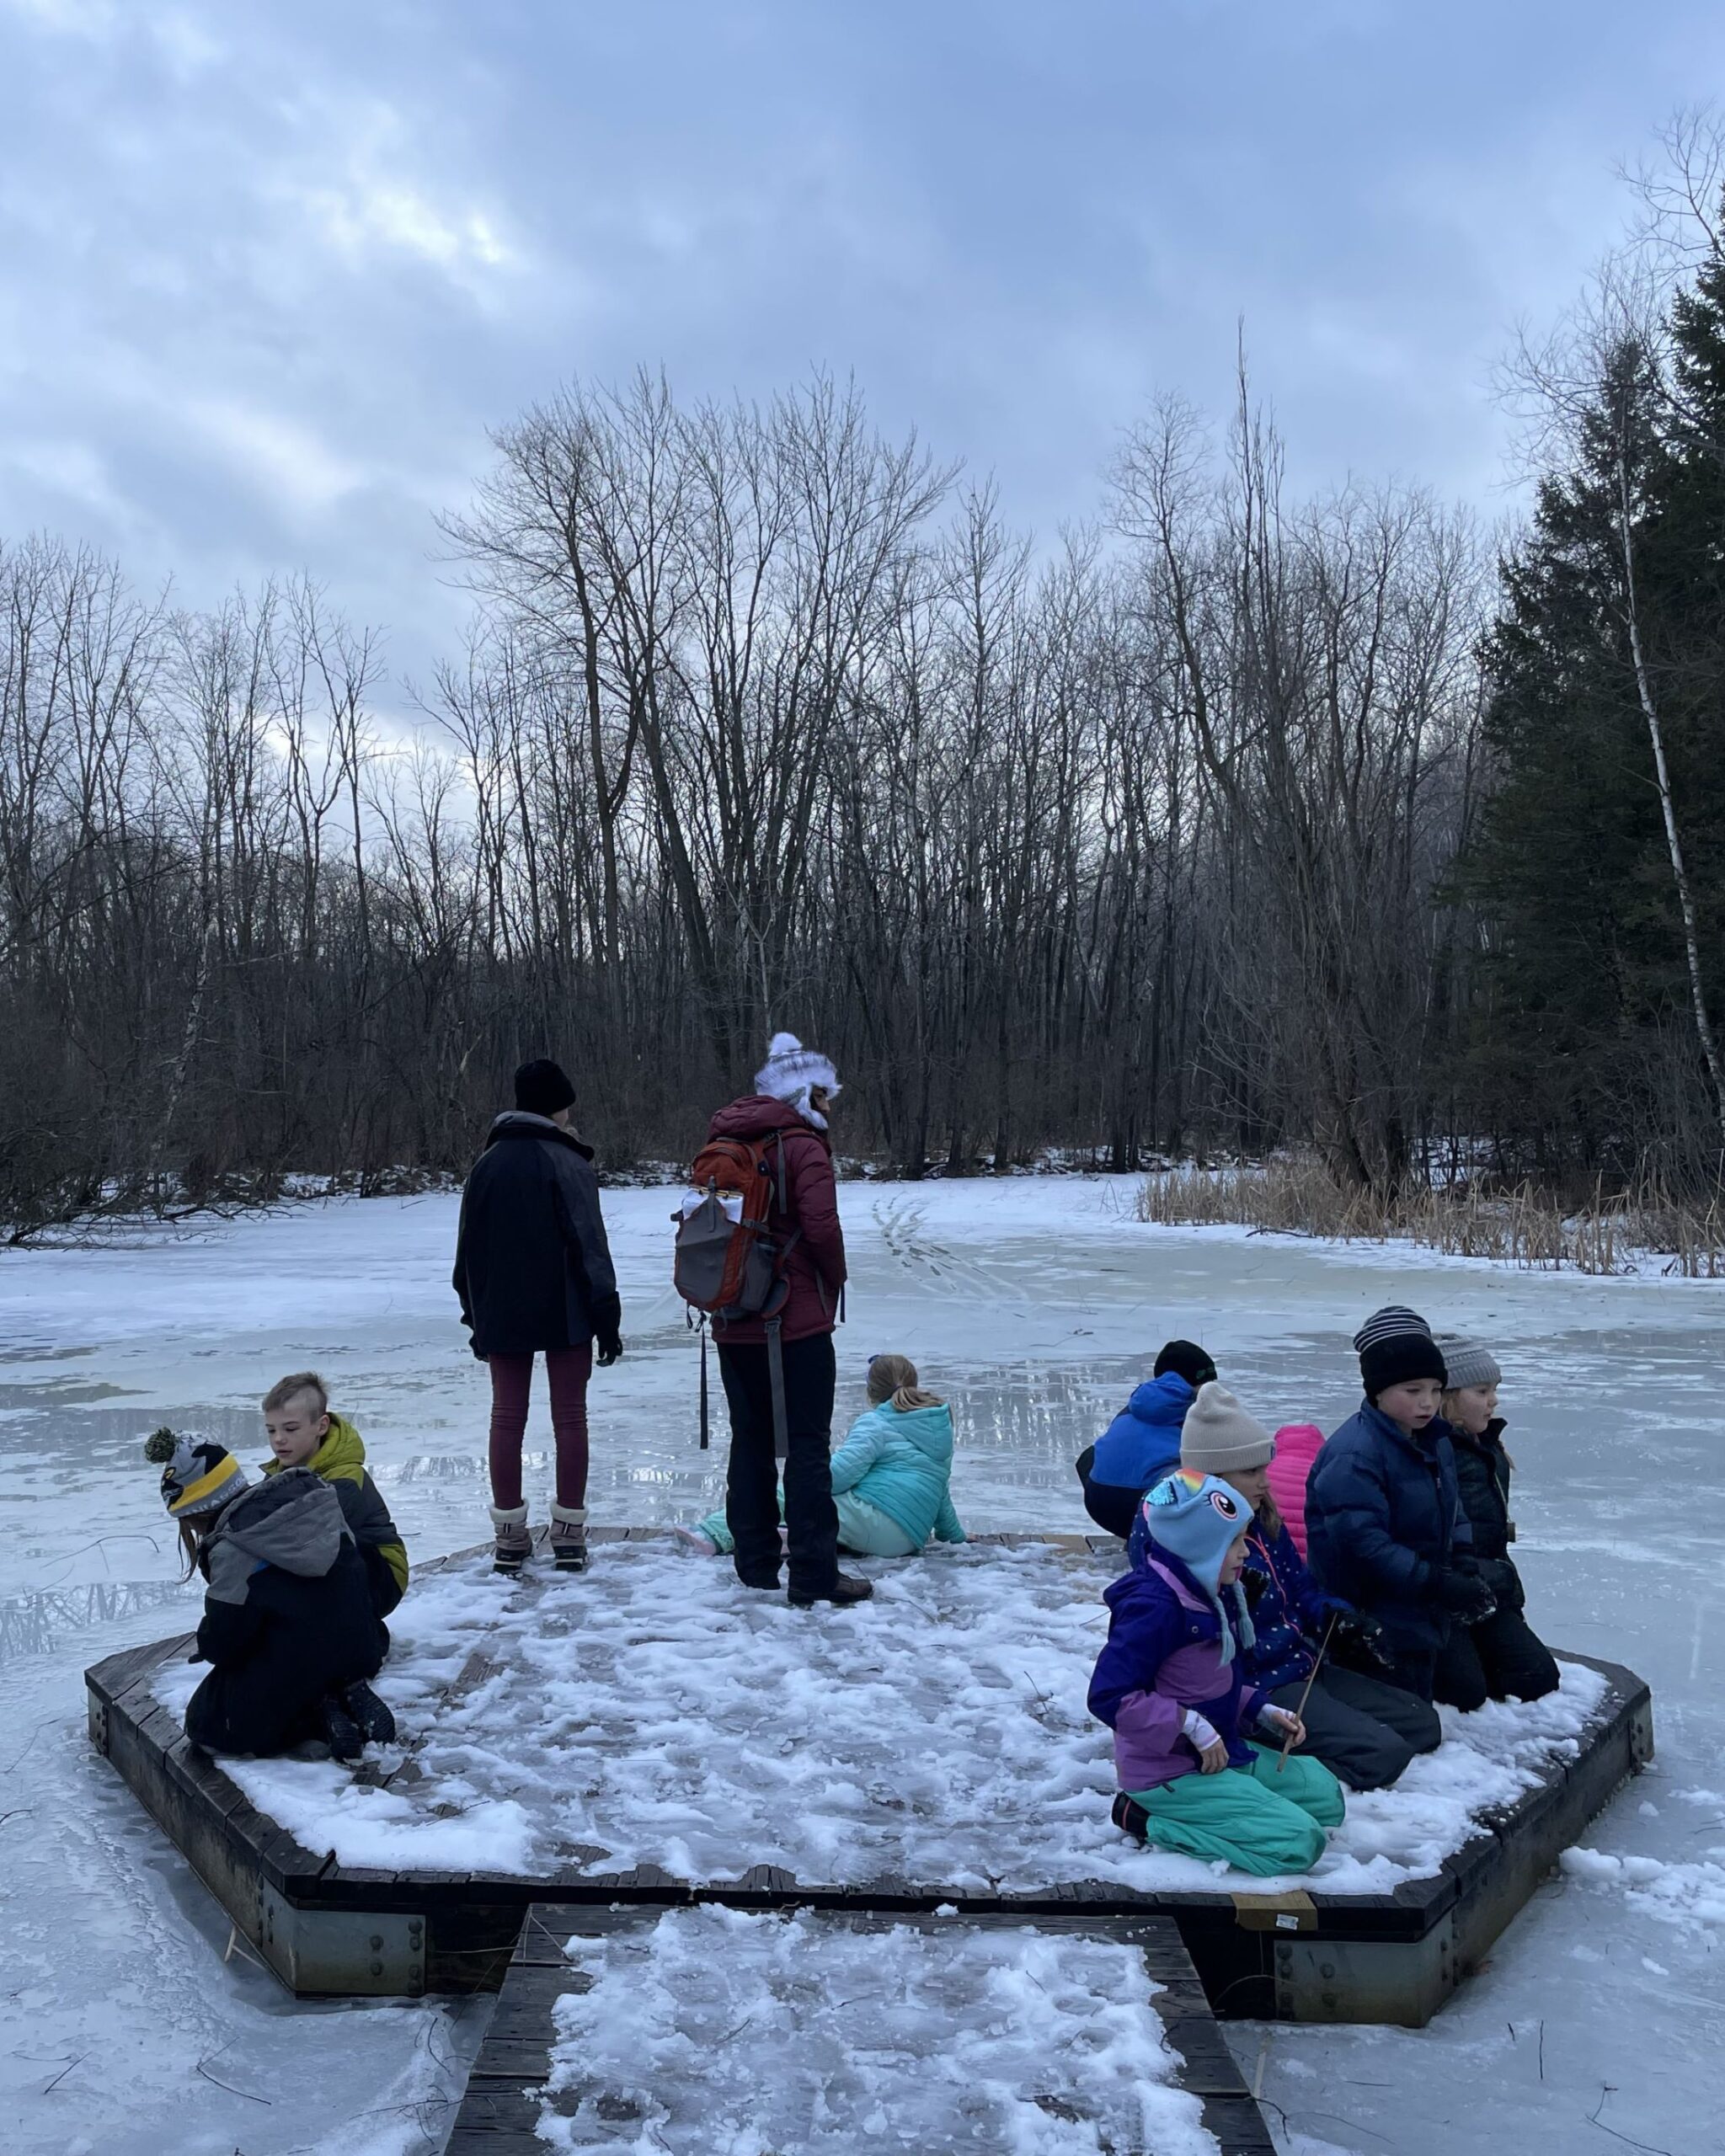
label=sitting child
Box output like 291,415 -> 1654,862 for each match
1263,1422 -> 1323,1559
1431,1334 -> 1560,1710
677,1353 -> 965,1557
147,1428 -> 394,1762
261,1372 -> 408,1620
1076,1339 -> 1218,1539
1306,1306 -> 1496,1702
1088,1467 -> 1345,1876
1179,1384 -> 1440,1790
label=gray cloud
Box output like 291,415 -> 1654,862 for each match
3,0 -> 1722,686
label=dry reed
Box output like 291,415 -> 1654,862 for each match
1136,1159 -> 1725,1277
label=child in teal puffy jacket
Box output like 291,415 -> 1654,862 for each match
678,1353 -> 965,1557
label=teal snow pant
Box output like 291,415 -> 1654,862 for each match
1129,1745 -> 1346,1876
697,1491 -> 918,1558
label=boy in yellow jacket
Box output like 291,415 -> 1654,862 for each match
261,1373 -> 409,1618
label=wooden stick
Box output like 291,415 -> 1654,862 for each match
1276,1610 -> 1339,1774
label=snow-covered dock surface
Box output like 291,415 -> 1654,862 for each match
152,1540 -> 1611,1898
6,1177 -> 1724,2153
539,1908 -> 1217,2154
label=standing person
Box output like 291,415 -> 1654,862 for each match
1431,1335 -> 1561,1710
708,1033 -> 872,1608
1306,1306 -> 1497,1702
1181,1384 -> 1441,1790
453,1057 -> 622,1577
1076,1340 -> 1218,1539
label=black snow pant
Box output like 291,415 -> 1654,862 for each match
1434,1607 -> 1561,1711
1383,1646 -> 1439,1703
1074,1446 -> 1142,1540
184,1668 -> 325,1758
718,1331 -> 840,1600
1269,1665 -> 1441,1791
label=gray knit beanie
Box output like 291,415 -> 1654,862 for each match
1180,1382 -> 1276,1474
1434,1334 -> 1502,1391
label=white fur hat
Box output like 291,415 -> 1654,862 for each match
754,1033 -> 840,1107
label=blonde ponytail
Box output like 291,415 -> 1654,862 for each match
867,1352 -> 943,1412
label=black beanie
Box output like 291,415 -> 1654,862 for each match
1354,1305 -> 1447,1398
514,1057 -> 576,1119
1154,1338 -> 1218,1390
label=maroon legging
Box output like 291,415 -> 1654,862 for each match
487,1347 -> 592,1510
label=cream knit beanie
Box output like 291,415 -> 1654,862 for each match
1179,1382 -> 1276,1474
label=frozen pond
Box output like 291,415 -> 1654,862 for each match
1,1177 -> 1721,2153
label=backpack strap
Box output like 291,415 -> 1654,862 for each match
765,1313 -> 789,1463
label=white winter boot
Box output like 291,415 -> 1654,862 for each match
490,1502 -> 531,1577
549,1503 -> 589,1573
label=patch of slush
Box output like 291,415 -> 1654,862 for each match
152,1540 -> 1609,1894
536,1906 -> 1218,2154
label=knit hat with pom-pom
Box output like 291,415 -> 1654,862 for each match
144,1427 -> 248,1519
754,1033 -> 841,1127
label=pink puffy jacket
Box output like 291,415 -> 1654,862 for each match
1268,1423 -> 1326,1559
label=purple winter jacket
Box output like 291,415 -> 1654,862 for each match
1087,1549 -> 1269,1793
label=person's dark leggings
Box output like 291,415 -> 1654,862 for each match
1269,1663 -> 1441,1790
486,1347 -> 592,1510
718,1331 -> 839,1598
1074,1445 -> 1142,1540
1434,1608 -> 1561,1711
185,1668 -> 323,1758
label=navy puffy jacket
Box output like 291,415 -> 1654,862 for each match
1306,1404 -> 1470,1652
1090,1372 -> 1194,1492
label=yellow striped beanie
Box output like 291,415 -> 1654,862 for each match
143,1427 -> 248,1518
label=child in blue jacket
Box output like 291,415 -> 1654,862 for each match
1306,1306 -> 1497,1701
679,1353 -> 964,1557
1088,1468 -> 1344,1876
1076,1339 -> 1217,1538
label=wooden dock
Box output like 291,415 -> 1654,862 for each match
84,1529 -> 1654,2026
444,1903 -> 1277,2155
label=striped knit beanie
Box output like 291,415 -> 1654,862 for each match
1354,1305 -> 1447,1399
754,1033 -> 841,1125
143,1427 -> 248,1519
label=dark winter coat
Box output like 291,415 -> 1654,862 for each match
452,1113 -> 620,1359
1444,1416 -> 1525,1613
184,1470 -> 387,1757
1240,1517 -> 1348,1694
705,1096 -> 846,1345
1088,1371 -> 1194,1495
1306,1404 -> 1472,1652
1088,1541 -> 1267,1791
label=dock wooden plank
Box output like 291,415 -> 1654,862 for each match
441,1901 -> 1276,2154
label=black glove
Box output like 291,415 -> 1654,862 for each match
592,1294 -> 623,1369
1242,1566 -> 1271,1610
1433,1566 -> 1497,1623
1329,1605 -> 1393,1669
1481,1556 -> 1525,1613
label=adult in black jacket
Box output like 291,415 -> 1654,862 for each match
1431,1336 -> 1560,1710
453,1057 -> 622,1575
145,1430 -> 392,1760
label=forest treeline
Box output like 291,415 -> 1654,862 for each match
7,147 -> 1725,1234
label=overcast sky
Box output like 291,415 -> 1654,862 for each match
4,0 -> 1724,686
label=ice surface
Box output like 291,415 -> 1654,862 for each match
535,1907 -> 1218,2153
2,1176 -> 1722,2153
151,1542 -> 1610,1897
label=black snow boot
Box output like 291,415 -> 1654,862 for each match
342,1681 -> 397,1747
1111,1791 -> 1151,1843
319,1690 -> 364,1764
788,1572 -> 875,1609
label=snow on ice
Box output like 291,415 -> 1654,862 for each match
534,1906 -> 1218,2154
152,1539 -> 1610,1896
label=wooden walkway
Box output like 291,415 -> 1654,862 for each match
446,1903 -> 1277,2155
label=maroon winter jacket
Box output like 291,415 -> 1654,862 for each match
706,1095 -> 847,1344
